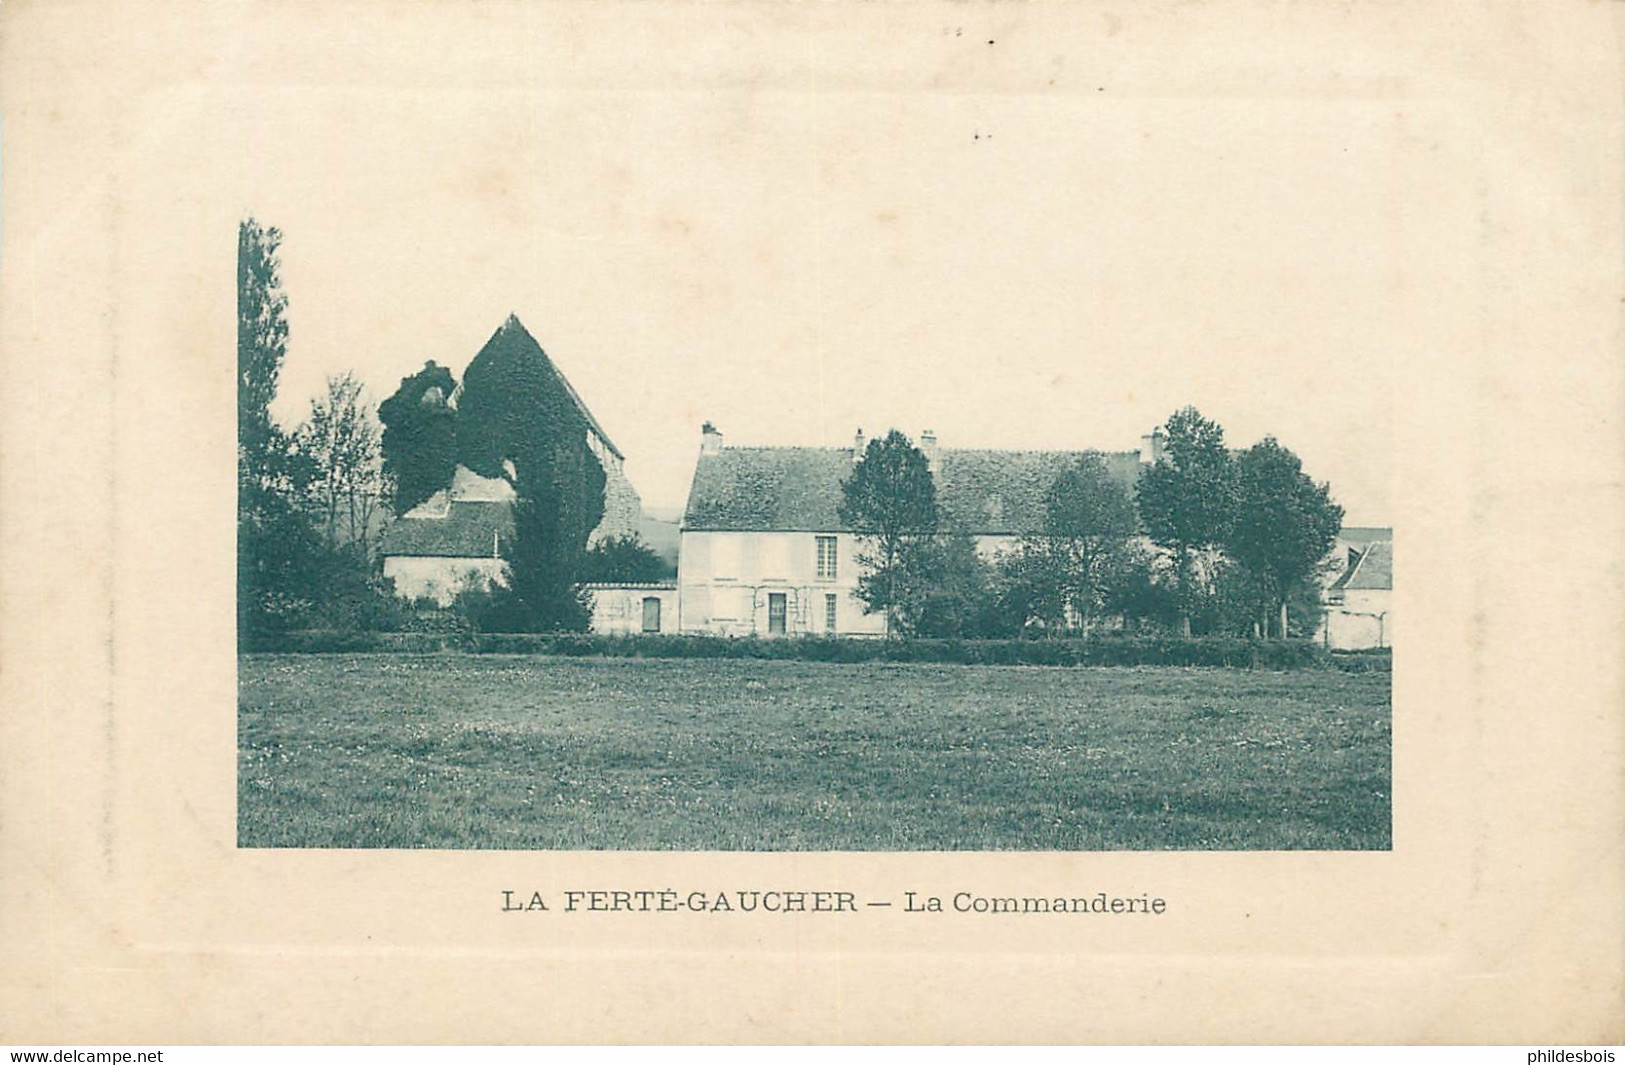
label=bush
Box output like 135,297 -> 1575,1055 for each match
1328,648 -> 1392,673
240,629 -> 1353,669
463,633 -> 1337,669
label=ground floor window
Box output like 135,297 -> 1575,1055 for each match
768,592 -> 787,635
642,596 -> 661,633
825,593 -> 837,633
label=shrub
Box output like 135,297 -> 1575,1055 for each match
243,630 -> 1348,669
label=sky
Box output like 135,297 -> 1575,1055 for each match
234,7 -> 1426,525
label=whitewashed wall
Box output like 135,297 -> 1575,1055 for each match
678,530 -> 887,637
382,556 -> 508,608
1322,588 -> 1393,650
584,584 -> 679,635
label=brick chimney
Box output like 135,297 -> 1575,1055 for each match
920,429 -> 939,474
852,428 -> 866,464
701,421 -> 724,455
1139,426 -> 1167,466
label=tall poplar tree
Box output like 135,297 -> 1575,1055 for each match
237,218 -> 319,638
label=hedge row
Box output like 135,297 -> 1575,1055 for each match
243,630 -> 1389,671
241,631 -> 465,654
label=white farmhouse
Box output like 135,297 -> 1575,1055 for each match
676,424 -> 1147,636
1320,535 -> 1393,649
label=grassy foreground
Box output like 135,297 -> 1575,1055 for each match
238,655 -> 1390,850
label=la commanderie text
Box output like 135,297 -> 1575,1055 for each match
501,889 -> 1169,916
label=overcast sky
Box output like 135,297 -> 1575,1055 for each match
239,9 -> 1417,525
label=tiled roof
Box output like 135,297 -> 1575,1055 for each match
681,446 -> 1143,534
937,449 -> 1142,535
683,447 -> 854,532
378,500 -> 512,558
1339,539 -> 1392,591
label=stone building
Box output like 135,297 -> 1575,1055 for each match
379,316 -> 643,608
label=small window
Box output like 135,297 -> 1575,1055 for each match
825,593 -> 838,633
816,535 -> 838,580
641,596 -> 661,633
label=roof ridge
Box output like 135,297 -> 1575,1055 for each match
474,315 -> 625,462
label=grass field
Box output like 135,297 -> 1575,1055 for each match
238,655 -> 1391,850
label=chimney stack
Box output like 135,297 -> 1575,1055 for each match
853,428 -> 866,464
1139,426 -> 1167,466
701,421 -> 724,455
920,429 -> 939,474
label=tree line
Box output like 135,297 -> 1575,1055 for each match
838,415 -> 1343,640
239,215 -> 1342,642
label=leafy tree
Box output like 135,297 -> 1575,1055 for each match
1103,545 -> 1182,633
456,316 -> 606,631
1135,406 -> 1237,636
581,534 -> 672,583
297,371 -> 383,551
909,533 -> 999,638
838,429 -> 938,635
1039,452 -> 1137,635
237,219 -> 403,641
378,361 -> 459,516
994,539 -> 1071,635
1204,555 -> 1274,637
1225,437 -> 1343,638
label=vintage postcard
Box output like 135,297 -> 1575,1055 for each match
1,0 -> 1620,1045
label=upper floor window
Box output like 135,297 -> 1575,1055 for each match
816,535 -> 838,580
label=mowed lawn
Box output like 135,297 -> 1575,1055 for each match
238,655 -> 1391,850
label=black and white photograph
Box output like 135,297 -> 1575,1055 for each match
231,28 -> 1398,852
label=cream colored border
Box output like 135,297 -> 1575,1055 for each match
2,1 -> 1621,1044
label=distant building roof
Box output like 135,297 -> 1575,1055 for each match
1338,526 -> 1393,545
1331,540 -> 1392,592
681,445 -> 1143,535
379,500 -> 512,558
937,449 -> 1143,536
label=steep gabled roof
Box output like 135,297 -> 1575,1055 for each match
1330,539 -> 1392,593
453,315 -> 624,461
681,445 -> 1143,534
